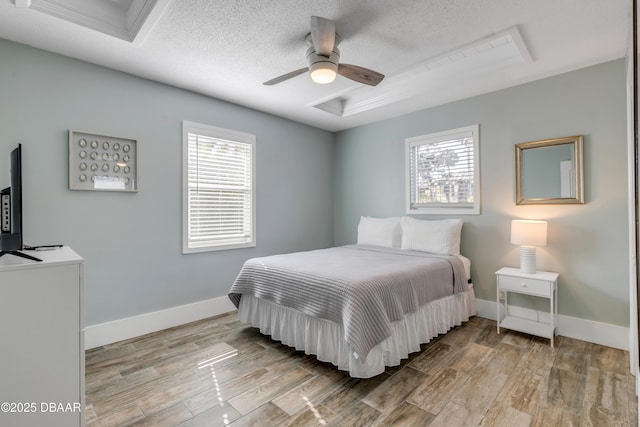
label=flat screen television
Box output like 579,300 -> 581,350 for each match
0,144 -> 40,262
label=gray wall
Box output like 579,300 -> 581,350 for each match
0,37 -> 629,329
0,39 -> 335,326
334,60 -> 629,327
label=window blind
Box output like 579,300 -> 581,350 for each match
408,128 -> 477,211
186,132 -> 254,250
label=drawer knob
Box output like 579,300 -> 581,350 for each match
521,283 -> 527,287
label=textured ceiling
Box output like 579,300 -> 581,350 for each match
0,0 -> 630,131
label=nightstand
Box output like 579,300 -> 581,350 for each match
496,267 -> 559,347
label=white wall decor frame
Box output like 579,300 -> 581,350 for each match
69,130 -> 138,192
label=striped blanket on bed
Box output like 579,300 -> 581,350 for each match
228,245 -> 468,361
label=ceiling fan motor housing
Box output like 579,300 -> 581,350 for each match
263,25 -> 382,87
306,47 -> 340,83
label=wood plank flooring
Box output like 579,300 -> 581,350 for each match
85,313 -> 638,426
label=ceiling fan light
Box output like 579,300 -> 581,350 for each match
309,62 -> 337,84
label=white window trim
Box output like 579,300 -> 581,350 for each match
405,124 -> 481,215
182,120 -> 256,253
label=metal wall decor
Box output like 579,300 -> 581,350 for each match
69,130 -> 137,192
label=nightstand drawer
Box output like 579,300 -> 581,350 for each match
498,275 -> 551,297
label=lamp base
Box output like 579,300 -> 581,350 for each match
519,246 -> 537,274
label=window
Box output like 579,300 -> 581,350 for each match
406,124 -> 480,215
182,121 -> 256,253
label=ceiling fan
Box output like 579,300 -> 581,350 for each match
263,16 -> 385,87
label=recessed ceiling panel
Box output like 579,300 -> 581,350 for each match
24,0 -> 171,44
312,27 -> 532,117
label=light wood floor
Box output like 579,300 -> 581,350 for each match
85,313 -> 638,426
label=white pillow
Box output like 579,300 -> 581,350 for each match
357,216 -> 402,248
401,217 -> 463,255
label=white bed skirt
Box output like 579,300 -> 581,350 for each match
238,285 -> 476,378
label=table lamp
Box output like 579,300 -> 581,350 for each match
511,220 -> 547,274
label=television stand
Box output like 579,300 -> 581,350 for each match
0,251 -> 42,262
0,246 -> 84,427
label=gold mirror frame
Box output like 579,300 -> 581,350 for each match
515,135 -> 584,205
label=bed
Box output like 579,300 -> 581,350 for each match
227,216 -> 476,378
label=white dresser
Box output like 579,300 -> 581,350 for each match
0,247 -> 84,427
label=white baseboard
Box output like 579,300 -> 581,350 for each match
475,298 -> 629,351
85,296 -> 629,352
84,296 -> 236,350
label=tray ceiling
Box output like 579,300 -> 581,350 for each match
0,0 -> 630,131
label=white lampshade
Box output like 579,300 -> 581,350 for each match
511,220 -> 547,247
511,220 -> 547,274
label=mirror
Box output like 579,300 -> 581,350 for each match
515,135 -> 584,205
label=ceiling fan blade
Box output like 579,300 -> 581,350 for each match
263,67 -> 308,86
310,16 -> 335,57
338,64 -> 385,86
